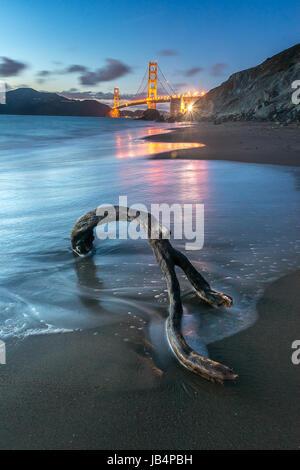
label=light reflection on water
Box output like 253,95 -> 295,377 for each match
0,115 -> 300,370
116,141 -> 203,159
114,125 -> 204,159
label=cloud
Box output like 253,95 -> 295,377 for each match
184,67 -> 204,77
79,58 -> 131,85
211,62 -> 227,76
67,64 -> 87,73
173,82 -> 188,89
35,69 -> 59,84
28,59 -> 131,87
35,65 -> 87,83
0,57 -> 27,77
159,49 -> 179,56
36,70 -> 52,77
37,66 -> 87,76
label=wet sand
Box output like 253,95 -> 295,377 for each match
145,121 -> 300,166
0,270 -> 299,450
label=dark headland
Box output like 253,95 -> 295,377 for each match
0,87 -> 111,117
188,43 -> 300,124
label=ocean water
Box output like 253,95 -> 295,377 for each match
0,115 -> 300,360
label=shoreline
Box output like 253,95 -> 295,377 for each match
0,270 -> 299,449
143,121 -> 300,167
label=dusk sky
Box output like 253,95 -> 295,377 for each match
1,0 -> 299,102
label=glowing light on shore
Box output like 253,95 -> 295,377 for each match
116,138 -> 205,159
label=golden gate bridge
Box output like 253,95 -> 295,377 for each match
110,61 -> 205,117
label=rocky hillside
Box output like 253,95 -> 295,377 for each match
192,43 -> 300,123
0,88 -> 111,117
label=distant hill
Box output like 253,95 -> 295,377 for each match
192,43 -> 300,123
0,88 -> 111,117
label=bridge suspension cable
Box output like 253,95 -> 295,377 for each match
133,63 -> 177,100
157,65 -> 177,95
133,68 -> 148,98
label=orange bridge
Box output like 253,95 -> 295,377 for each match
110,62 -> 205,117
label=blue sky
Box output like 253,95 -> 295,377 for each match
0,0 -> 299,101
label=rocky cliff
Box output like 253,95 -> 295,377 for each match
192,43 -> 300,123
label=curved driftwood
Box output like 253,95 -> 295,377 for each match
71,206 -> 238,383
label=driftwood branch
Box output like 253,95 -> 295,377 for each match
71,206 -> 238,383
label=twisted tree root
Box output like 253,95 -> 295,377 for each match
71,206 -> 238,383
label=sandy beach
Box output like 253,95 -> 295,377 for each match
0,270 -> 299,450
145,121 -> 300,167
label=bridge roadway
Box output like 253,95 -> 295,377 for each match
116,93 -> 202,110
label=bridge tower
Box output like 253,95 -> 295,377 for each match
109,87 -> 120,117
113,87 -> 120,108
148,62 -> 157,109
